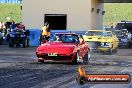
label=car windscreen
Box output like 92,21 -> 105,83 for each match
103,32 -> 112,37
118,35 -> 127,39
114,31 -> 122,35
85,31 -> 103,36
50,34 -> 79,43
13,29 -> 24,34
115,23 -> 125,29
115,23 -> 132,33
85,31 -> 112,37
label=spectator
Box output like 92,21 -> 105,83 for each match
41,22 -> 50,43
0,21 -> 4,32
11,20 -> 16,29
5,21 -> 12,29
16,22 -> 25,30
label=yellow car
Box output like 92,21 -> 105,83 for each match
83,30 -> 119,54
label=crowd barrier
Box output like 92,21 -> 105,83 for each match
28,29 -> 41,46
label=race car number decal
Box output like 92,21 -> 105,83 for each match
48,53 -> 57,56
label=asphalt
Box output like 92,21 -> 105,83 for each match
0,45 -> 132,88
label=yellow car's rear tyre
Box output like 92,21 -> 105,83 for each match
107,48 -> 113,55
113,47 -> 118,54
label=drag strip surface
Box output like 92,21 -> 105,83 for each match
0,45 -> 132,88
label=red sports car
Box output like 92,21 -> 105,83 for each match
36,33 -> 90,64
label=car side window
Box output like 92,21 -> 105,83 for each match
112,32 -> 116,36
79,35 -> 84,44
112,32 -> 117,38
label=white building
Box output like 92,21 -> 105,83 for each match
22,0 -> 104,31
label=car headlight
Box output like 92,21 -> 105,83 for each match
106,43 -> 111,46
101,42 -> 104,46
121,39 -> 127,42
101,42 -> 111,47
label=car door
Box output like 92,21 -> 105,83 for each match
81,36 -> 89,57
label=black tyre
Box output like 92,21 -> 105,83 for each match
119,44 -> 128,49
16,43 -> 20,47
0,38 -> 2,45
72,52 -> 79,64
9,39 -> 14,47
27,39 -> 29,47
118,45 -> 124,49
113,47 -> 118,54
83,51 -> 90,65
107,48 -> 113,55
125,44 -> 129,49
23,39 -> 28,48
128,42 -> 132,48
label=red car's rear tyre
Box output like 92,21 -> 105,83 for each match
83,51 -> 90,65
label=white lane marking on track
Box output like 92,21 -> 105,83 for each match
121,68 -> 130,72
89,84 -> 129,88
127,61 -> 132,63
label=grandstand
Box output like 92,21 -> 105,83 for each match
0,0 -> 21,3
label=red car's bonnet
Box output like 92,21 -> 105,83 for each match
36,42 -> 76,54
